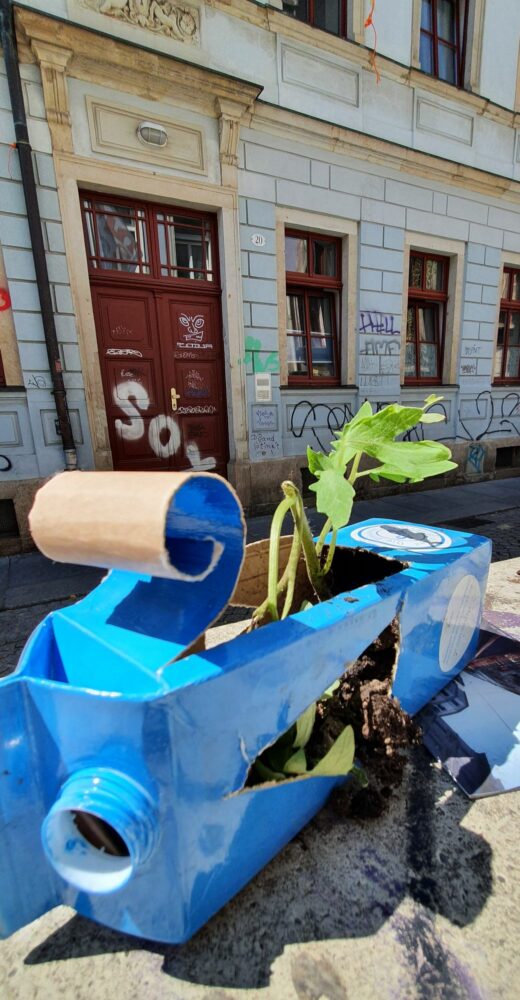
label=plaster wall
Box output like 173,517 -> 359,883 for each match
0,55 -> 93,534
14,0 -> 520,173
238,127 -> 520,493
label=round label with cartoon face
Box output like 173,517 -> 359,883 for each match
350,523 -> 453,552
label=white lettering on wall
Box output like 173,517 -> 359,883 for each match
114,381 -> 216,469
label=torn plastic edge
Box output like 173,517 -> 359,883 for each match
226,605 -> 405,798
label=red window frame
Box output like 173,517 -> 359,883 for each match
79,192 -> 220,289
285,229 -> 342,387
420,0 -> 469,88
405,251 -> 448,386
281,0 -> 349,40
494,267 -> 520,384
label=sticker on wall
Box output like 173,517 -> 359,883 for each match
439,574 -> 482,673
255,373 -> 272,403
350,523 -> 453,552
251,234 -> 266,247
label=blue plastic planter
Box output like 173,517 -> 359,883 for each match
0,473 -> 491,943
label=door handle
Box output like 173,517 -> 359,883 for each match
170,388 -> 181,412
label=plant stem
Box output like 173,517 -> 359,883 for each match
281,528 -> 303,619
282,482 -> 330,600
321,528 -> 338,576
266,495 -> 294,621
348,451 -> 362,484
315,516 -> 332,559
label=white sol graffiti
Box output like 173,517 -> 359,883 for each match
114,381 -> 216,468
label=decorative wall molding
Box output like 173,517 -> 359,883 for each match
280,41 -> 359,108
29,40 -> 73,152
415,95 -> 474,146
16,8 -> 262,124
86,97 -> 206,174
77,0 -> 200,45
0,411 -> 23,448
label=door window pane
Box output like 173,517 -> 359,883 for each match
506,347 -> 520,379
285,236 -> 308,273
95,204 -> 148,273
511,272 -> 520,301
501,271 -> 510,300
157,215 -> 212,280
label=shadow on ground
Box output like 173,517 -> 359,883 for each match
24,747 -> 492,992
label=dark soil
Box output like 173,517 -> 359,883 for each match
306,618 -> 421,819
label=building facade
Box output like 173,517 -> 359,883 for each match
1,0 -> 520,553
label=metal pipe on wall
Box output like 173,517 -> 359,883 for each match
0,0 -> 77,469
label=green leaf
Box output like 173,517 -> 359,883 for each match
370,467 -> 408,484
307,445 -> 328,475
423,393 -> 444,408
420,412 -> 445,424
348,400 -> 373,426
283,748 -> 308,774
308,724 -> 355,777
322,679 -> 340,700
294,703 -> 316,749
253,758 -> 286,783
309,470 -> 355,530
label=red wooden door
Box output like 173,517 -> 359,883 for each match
81,193 -> 228,475
156,291 -> 228,476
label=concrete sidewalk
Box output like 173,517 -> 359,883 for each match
1,476 -> 519,612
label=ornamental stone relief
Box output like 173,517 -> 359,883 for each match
79,1 -> 200,44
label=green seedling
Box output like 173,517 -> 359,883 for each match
251,396 -> 456,783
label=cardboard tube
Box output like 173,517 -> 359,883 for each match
29,471 -> 240,582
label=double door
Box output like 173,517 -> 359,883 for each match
82,193 -> 228,476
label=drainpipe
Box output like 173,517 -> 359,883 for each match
0,0 -> 77,470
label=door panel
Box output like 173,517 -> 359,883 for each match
157,293 -> 228,476
92,287 -> 172,470
83,195 -> 228,475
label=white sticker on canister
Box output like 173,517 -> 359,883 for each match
439,574 -> 482,673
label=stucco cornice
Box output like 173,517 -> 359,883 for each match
249,101 -> 520,204
15,7 -> 263,120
